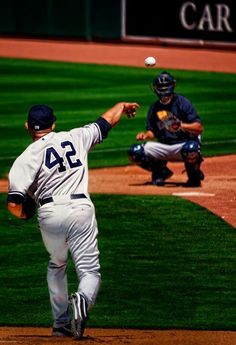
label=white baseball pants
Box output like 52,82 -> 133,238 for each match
37,197 -> 101,328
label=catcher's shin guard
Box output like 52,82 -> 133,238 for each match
128,143 -> 154,171
128,143 -> 173,185
181,140 -> 204,187
184,161 -> 204,187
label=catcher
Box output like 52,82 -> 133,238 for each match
128,71 -> 204,187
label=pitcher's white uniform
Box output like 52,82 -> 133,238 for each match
8,123 -> 102,327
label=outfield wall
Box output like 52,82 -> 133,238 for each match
0,0 -> 121,40
0,0 -> 235,48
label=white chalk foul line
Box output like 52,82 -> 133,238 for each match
1,138 -> 235,160
172,192 -> 215,197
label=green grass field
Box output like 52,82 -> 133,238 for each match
0,58 -> 236,176
1,58 -> 236,330
1,193 -> 236,329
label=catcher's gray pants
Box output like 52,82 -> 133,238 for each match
37,196 -> 101,328
144,141 -> 185,161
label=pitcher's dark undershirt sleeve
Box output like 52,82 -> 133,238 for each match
95,117 -> 112,139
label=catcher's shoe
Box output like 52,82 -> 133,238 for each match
52,322 -> 73,337
152,167 -> 173,186
152,177 -> 165,186
69,292 -> 88,339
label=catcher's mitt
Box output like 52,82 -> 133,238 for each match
22,194 -> 37,220
157,110 -> 181,132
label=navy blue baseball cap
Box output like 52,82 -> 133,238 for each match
27,104 -> 56,131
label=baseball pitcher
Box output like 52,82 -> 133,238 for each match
7,102 -> 139,339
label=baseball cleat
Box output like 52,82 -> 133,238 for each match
69,292 -> 88,339
52,322 -> 73,337
152,177 -> 165,186
152,167 -> 173,186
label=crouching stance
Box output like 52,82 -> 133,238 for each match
128,71 -> 204,187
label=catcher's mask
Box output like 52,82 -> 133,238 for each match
152,71 -> 176,99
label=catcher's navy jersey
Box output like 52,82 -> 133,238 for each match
146,93 -> 202,144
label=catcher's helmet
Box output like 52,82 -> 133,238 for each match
152,71 -> 176,97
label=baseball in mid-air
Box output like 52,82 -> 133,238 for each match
144,56 -> 156,67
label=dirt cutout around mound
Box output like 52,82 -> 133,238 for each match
1,327 -> 236,345
89,154 -> 236,228
0,38 -> 236,344
1,155 -> 235,228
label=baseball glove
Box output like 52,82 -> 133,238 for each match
157,110 -> 181,132
22,194 -> 37,220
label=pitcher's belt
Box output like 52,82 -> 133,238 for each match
39,193 -> 86,206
